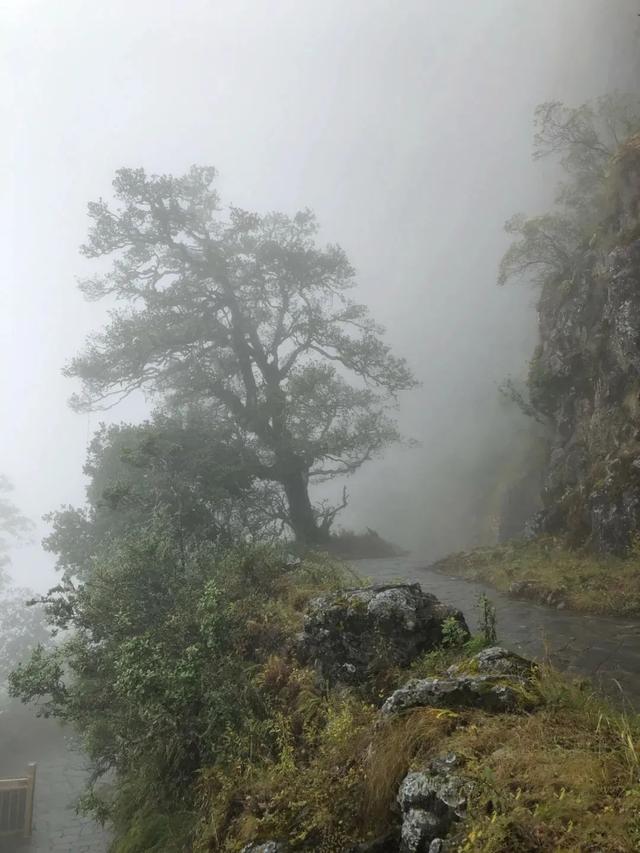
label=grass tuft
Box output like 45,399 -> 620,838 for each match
433,536 -> 640,617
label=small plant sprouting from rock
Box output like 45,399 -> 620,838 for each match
478,593 -> 498,645
441,615 -> 469,649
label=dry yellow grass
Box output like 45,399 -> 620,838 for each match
195,647 -> 640,852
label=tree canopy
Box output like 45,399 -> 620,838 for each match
67,167 -> 417,544
499,93 -> 640,291
45,410 -> 286,581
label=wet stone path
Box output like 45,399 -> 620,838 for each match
356,555 -> 640,707
0,700 -> 110,853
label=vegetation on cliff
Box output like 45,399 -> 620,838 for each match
498,93 -> 640,556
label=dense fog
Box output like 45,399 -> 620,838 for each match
3,1 -> 640,588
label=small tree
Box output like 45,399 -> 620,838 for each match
498,212 -> 581,289
67,168 -> 417,546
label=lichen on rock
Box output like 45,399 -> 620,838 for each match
381,673 -> 534,716
446,645 -> 534,678
397,753 -> 470,853
296,584 -> 469,686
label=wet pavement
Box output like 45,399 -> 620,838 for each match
0,700 -> 110,853
356,555 -> 640,708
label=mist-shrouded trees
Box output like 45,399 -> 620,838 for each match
0,475 -> 32,578
0,478 -> 48,684
45,410 -> 288,580
66,167 -> 417,546
499,93 -> 640,291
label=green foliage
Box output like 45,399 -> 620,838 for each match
441,614 -> 469,649
397,634 -> 489,685
10,539 -> 347,849
64,167 -> 417,543
498,211 -> 582,289
477,593 -> 498,645
44,411 -> 283,580
14,523 -> 640,851
498,93 -> 640,429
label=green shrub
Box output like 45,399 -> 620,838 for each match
441,614 -> 469,649
10,538 -> 348,850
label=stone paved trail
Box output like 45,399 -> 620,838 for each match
0,700 -> 110,853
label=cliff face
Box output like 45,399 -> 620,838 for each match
531,138 -> 640,553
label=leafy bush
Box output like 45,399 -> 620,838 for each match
10,539 -> 347,850
441,614 -> 469,649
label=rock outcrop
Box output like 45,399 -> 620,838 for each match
523,141 -> 640,554
297,584 -> 469,686
382,647 -> 537,716
381,673 -> 531,716
397,754 -> 469,853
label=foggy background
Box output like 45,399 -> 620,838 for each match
2,1 -> 639,590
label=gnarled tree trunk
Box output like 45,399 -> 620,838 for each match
279,458 -> 328,547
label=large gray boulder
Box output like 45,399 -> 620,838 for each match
297,584 -> 469,686
381,673 -> 532,716
241,844 -> 287,853
397,754 -> 469,852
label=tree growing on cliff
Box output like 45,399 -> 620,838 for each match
499,93 -> 640,290
533,94 -> 640,215
67,167 -> 417,546
498,212 -> 581,289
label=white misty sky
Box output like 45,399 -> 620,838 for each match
2,0 -> 639,588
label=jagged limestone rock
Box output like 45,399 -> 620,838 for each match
241,843 -> 287,853
397,754 -> 469,853
297,584 -> 469,686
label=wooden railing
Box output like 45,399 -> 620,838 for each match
0,764 -> 36,839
